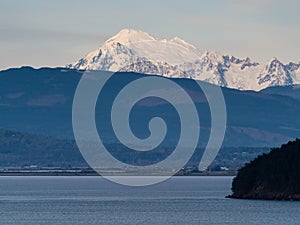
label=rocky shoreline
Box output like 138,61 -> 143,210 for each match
227,192 -> 300,201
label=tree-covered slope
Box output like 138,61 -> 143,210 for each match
0,129 -> 87,167
0,129 -> 268,169
229,139 -> 300,200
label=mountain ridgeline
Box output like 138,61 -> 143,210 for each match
0,67 -> 299,148
67,29 -> 300,91
229,139 -> 300,200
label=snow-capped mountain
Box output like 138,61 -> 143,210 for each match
67,29 -> 300,91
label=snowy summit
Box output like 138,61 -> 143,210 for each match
67,29 -> 300,91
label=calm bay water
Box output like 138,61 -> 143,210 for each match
0,176 -> 299,225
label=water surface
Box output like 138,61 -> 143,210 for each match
0,176 -> 299,225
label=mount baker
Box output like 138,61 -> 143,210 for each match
67,29 -> 300,91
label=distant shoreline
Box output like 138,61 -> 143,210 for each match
0,170 -> 236,177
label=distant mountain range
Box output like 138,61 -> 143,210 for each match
1,30 -> 299,168
67,29 -> 300,91
1,67 -> 299,147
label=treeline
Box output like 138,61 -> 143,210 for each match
0,129 -> 269,169
0,129 -> 87,167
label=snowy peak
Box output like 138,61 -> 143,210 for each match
264,57 -> 284,71
263,58 -> 285,76
67,29 -> 300,91
68,29 -> 201,70
169,36 -> 198,52
258,58 -> 293,87
105,29 -> 155,45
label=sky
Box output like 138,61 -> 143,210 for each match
0,0 -> 300,70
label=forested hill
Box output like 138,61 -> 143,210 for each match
0,129 -> 86,167
0,129 -> 268,170
229,139 -> 300,200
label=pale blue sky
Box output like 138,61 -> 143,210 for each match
1,0 -> 299,69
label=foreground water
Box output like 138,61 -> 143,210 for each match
0,176 -> 299,225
